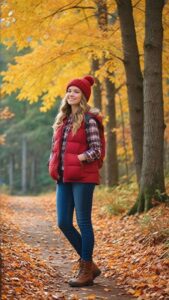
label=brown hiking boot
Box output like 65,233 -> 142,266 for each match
68,259 -> 93,287
77,258 -> 101,279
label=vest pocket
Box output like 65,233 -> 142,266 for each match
64,153 -> 84,180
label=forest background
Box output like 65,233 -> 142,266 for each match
1,1 -> 169,299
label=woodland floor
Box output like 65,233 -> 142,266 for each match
1,191 -> 169,300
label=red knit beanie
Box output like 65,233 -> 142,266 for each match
66,75 -> 95,101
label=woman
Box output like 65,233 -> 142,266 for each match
48,75 -> 105,287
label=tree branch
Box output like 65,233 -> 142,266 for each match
115,82 -> 125,93
36,45 -> 90,69
43,4 -> 95,20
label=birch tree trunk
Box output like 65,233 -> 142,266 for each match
129,0 -> 166,214
116,0 -> 143,184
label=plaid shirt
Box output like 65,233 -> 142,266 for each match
59,114 -> 101,171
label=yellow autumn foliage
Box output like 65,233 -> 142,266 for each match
0,0 -> 169,155
0,2 -> 130,106
1,1 -> 168,108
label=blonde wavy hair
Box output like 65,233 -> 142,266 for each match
52,93 -> 90,135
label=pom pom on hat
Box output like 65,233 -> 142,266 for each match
66,75 -> 95,101
83,75 -> 94,86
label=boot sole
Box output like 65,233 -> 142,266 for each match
69,280 -> 93,287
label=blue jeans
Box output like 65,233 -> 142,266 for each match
56,182 -> 95,261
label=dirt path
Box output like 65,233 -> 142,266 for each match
3,195 -> 134,300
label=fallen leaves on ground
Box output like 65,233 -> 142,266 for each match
1,182 -> 169,300
1,195 -> 63,300
39,185 -> 169,300
93,207 -> 169,300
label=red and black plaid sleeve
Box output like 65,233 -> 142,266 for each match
83,118 -> 101,162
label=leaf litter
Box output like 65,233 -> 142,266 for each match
1,186 -> 169,300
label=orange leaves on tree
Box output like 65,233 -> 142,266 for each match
0,107 -> 14,145
0,106 -> 14,120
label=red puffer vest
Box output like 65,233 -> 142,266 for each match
48,112 -> 104,184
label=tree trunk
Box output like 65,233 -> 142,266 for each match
96,0 -> 107,31
116,0 -> 144,185
91,57 -> 106,184
91,58 -> 102,111
30,155 -> 35,191
21,135 -> 27,194
118,93 -> 129,182
164,140 -> 169,175
96,0 -> 118,186
105,76 -> 118,186
128,0 -> 166,215
8,155 -> 14,193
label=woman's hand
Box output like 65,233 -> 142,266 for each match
77,153 -> 87,161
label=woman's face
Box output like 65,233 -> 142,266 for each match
67,86 -> 82,106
